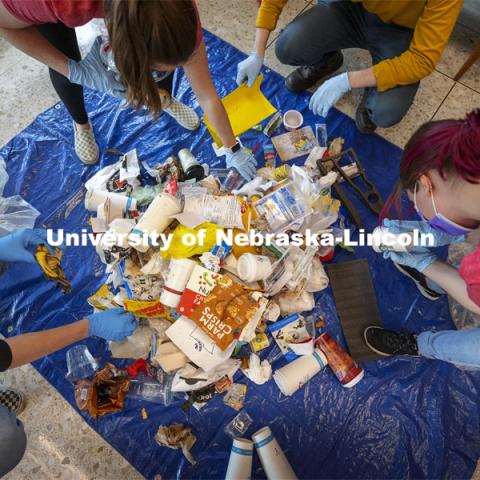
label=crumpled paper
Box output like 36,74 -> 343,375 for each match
243,353 -> 272,385
155,424 -> 197,465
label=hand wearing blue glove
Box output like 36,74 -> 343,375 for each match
226,146 -> 257,181
0,229 -> 49,263
383,218 -> 465,249
68,36 -> 127,99
383,248 -> 438,273
87,308 -> 137,341
309,72 -> 351,118
236,53 -> 263,87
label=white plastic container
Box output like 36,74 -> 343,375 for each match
283,110 -> 303,131
160,258 -> 197,308
371,226 -> 414,253
225,438 -> 253,480
131,193 -> 182,252
273,349 -> 327,396
237,254 -> 272,283
85,189 -> 136,213
252,427 -> 298,480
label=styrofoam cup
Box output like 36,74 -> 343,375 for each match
273,349 -> 327,396
252,426 -> 298,480
283,110 -> 303,131
237,254 -> 272,283
225,438 -> 253,480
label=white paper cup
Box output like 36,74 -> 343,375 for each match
225,438 -> 253,480
273,349 -> 327,396
237,254 -> 272,283
85,189 -> 136,213
283,110 -> 303,131
252,427 -> 298,480
132,193 -> 182,252
371,226 -> 413,253
160,258 -> 197,308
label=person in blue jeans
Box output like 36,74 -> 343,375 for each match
0,229 -> 137,477
237,0 -> 462,133
364,110 -> 480,367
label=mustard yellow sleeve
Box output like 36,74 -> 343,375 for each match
255,0 -> 289,31
373,0 -> 463,92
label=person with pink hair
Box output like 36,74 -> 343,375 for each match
364,109 -> 480,367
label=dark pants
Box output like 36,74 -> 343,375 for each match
274,0 -> 419,128
35,23 -> 174,125
0,405 -> 27,477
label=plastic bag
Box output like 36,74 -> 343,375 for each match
0,195 -> 40,236
0,157 -> 40,235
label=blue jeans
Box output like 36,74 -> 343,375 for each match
274,0 -> 419,128
418,329 -> 480,368
0,405 -> 27,476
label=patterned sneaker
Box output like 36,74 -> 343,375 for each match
73,121 -> 99,165
0,387 -> 26,415
159,89 -> 200,131
364,326 -> 420,357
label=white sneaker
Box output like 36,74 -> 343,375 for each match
160,90 -> 200,131
73,121 -> 99,165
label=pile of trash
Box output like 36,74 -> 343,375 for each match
67,120 -> 367,469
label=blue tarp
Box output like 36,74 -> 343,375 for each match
1,30 -> 479,479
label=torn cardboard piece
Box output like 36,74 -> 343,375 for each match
155,424 -> 197,466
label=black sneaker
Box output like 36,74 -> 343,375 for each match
393,263 -> 442,301
364,326 -> 420,357
285,51 -> 344,92
355,93 -> 377,134
0,387 -> 26,415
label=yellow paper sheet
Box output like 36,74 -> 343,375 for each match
204,75 -> 277,147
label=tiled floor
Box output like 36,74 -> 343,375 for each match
0,1 -> 479,479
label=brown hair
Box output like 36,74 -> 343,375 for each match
104,0 -> 198,117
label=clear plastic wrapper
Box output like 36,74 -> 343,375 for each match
254,181 -> 312,233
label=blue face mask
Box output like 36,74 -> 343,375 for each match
413,183 -> 475,236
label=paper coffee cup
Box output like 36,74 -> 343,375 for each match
273,349 -> 327,396
85,189 -> 136,213
132,193 -> 182,252
225,438 -> 253,480
237,254 -> 272,283
252,427 -> 298,480
283,110 -> 303,131
160,258 -> 197,308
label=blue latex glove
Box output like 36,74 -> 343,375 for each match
0,229 -> 49,263
87,308 -> 137,341
68,36 -> 126,98
236,53 -> 264,87
226,146 -> 258,181
383,218 -> 465,249
383,248 -> 438,273
309,72 -> 351,118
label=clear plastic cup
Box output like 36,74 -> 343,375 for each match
224,411 -> 253,438
66,345 -> 99,382
128,376 -> 174,406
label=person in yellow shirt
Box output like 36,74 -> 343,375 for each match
237,0 -> 463,133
